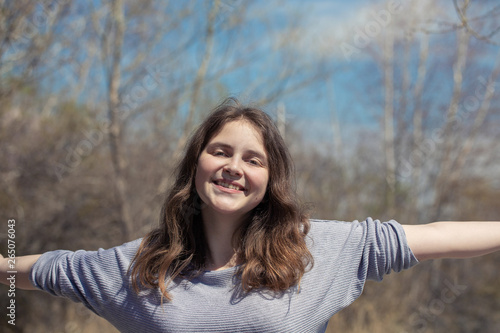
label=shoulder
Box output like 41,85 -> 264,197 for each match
308,219 -> 356,231
307,218 -> 364,239
306,219 -> 361,255
308,217 -> 403,235
104,238 -> 143,257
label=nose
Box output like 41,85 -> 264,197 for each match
223,157 -> 242,177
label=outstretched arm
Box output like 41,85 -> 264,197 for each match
403,221 -> 500,261
1,253 -> 42,290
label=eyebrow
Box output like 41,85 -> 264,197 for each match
207,142 -> 268,162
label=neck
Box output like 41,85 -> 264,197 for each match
201,209 -> 245,271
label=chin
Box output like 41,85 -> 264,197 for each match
215,207 -> 245,216
210,204 -> 252,217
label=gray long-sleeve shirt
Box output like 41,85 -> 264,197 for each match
30,218 -> 419,332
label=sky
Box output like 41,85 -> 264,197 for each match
228,0 -> 500,148
9,0 -> 499,151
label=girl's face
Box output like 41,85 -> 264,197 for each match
195,120 -> 269,221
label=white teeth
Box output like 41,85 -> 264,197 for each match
217,181 -> 242,191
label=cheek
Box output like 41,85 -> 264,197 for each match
251,171 -> 269,196
195,157 -> 211,193
194,168 -> 203,194
195,155 -> 223,193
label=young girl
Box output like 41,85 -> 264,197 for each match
1,98 -> 500,332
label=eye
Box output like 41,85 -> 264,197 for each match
247,158 -> 264,167
213,150 -> 227,157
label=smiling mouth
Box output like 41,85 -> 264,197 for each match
213,180 -> 245,191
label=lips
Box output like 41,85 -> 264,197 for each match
213,179 -> 246,191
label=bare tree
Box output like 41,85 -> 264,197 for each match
430,28 -> 470,221
173,0 -> 220,159
0,1 -> 70,100
408,33 -> 429,222
383,29 -> 396,215
100,0 -> 133,241
453,0 -> 500,45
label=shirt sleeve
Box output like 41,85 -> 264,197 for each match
359,217 -> 419,280
29,239 -> 141,316
308,217 -> 419,282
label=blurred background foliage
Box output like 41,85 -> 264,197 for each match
1,0 -> 499,332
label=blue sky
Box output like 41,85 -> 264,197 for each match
17,0 -> 499,150
216,0 -> 500,147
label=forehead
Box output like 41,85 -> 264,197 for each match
207,120 -> 266,151
212,120 -> 262,139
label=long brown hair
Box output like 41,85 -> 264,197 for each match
130,97 -> 313,300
